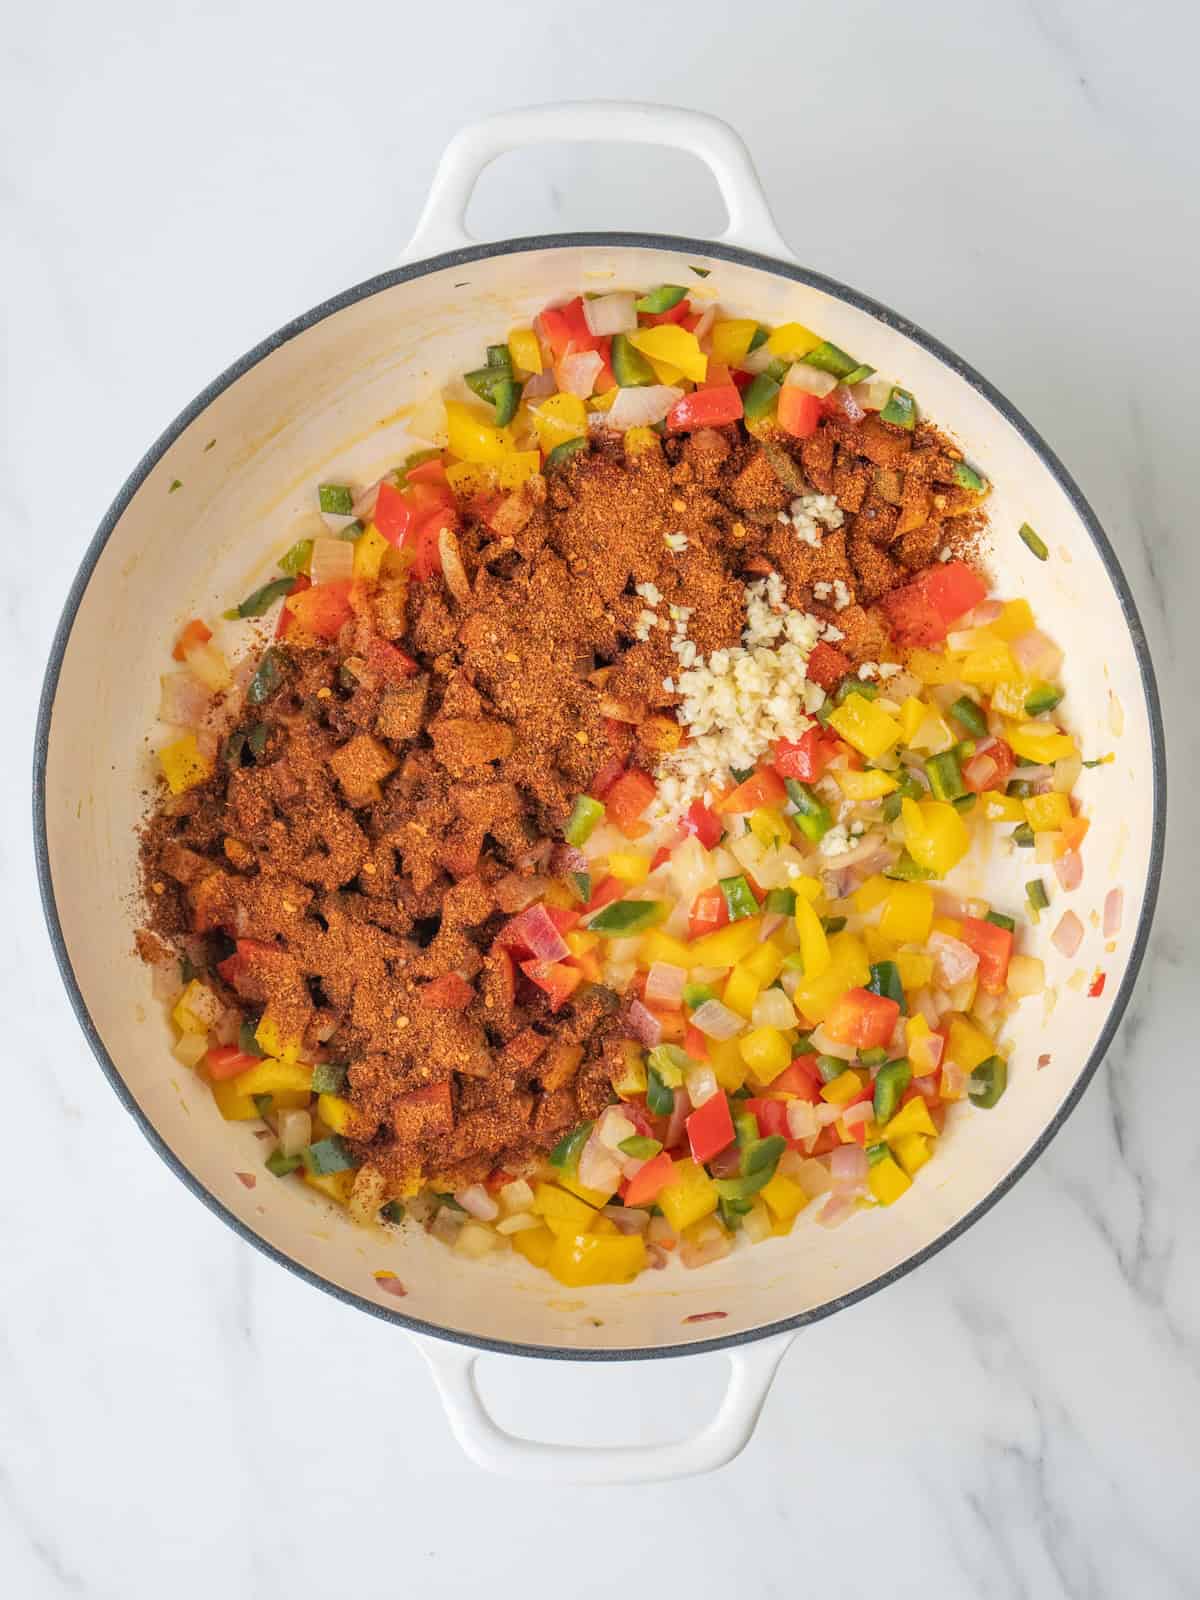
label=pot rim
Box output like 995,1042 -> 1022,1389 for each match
32,231 -> 1167,1361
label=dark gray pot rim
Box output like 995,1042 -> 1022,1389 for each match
33,231 -> 1167,1362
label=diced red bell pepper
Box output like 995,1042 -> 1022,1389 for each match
504,1028 -> 547,1069
588,754 -> 625,801
823,987 -> 900,1050
777,387 -> 822,439
545,904 -> 582,936
276,573 -> 310,638
682,797 -> 723,849
585,875 -> 625,916
496,903 -> 571,961
648,1006 -> 685,1043
520,958 -> 584,1012
623,1151 -> 677,1209
702,361 -> 733,389
684,1023 -> 710,1060
487,946 -> 516,1009
773,727 -> 837,781
366,637 -> 419,682
286,580 -> 354,639
922,560 -> 988,626
802,641 -> 853,692
404,456 -> 449,487
768,1054 -> 823,1101
537,306 -> 573,362
686,1092 -> 735,1163
960,916 -> 1013,995
880,581 -> 947,648
204,1045 -> 259,1081
373,479 -> 414,548
606,768 -> 657,837
172,618 -> 213,661
715,767 -> 788,814
667,386 -> 744,432
420,973 -> 475,1010
731,369 -> 755,391
962,738 -> 1015,794
603,717 -> 634,755
561,296 -> 593,347
393,1081 -> 453,1134
688,884 -> 729,941
593,336 -> 615,394
650,844 -> 673,871
810,1123 -> 842,1156
639,298 -> 691,327
407,479 -> 456,518
744,1098 -> 790,1140
1088,971 -> 1107,998
411,507 -> 455,582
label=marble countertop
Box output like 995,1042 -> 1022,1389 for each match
6,1 -> 1197,1594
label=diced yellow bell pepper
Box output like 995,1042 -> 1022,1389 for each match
901,798 -> 971,876
982,792 -> 1027,823
507,327 -> 543,376
742,939 -> 785,986
589,388 -> 619,414
1024,792 -> 1074,832
896,950 -> 934,991
235,1058 -> 314,1097
547,1230 -> 647,1286
864,928 -> 898,964
444,399 -> 516,464
765,321 -> 821,360
945,1014 -> 995,1073
497,450 -> 542,490
445,460 -> 497,498
821,1068 -> 866,1106
317,1092 -> 355,1135
990,598 -> 1035,641
835,768 -> 898,799
353,521 -> 389,581
791,875 -> 824,905
687,916 -> 763,968
710,318 -> 758,366
253,1012 -> 302,1064
590,1215 -> 620,1236
931,915 -> 963,939
638,929 -> 693,969
528,391 -> 587,453
879,881 -> 934,944
853,874 -> 891,914
628,325 -> 707,382
884,1096 -> 938,1142
624,425 -> 660,459
512,1223 -> 555,1271
749,806 -> 791,848
159,733 -> 212,795
723,963 -> 762,1019
644,355 -> 685,385
827,695 -> 902,760
760,1171 -> 809,1225
1006,722 -> 1077,763
989,678 -> 1037,719
905,1013 -> 941,1075
708,1036 -> 747,1093
304,1169 -> 356,1206
791,931 -> 870,1023
172,979 -> 219,1035
892,1132 -> 933,1177
909,707 -> 955,754
532,1182 -> 601,1238
868,1153 -> 912,1205
607,851 -> 650,885
794,896 -> 831,980
739,1026 -> 791,1082
556,1170 -> 614,1208
899,696 -> 928,744
959,632 -> 1019,688
906,649 -> 961,686
658,1158 -> 718,1233
610,1039 -> 648,1098
210,1080 -> 261,1121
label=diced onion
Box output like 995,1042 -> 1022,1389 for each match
692,305 -> 717,342
784,363 -> 837,396
583,292 -> 637,336
454,1221 -> 498,1258
498,1178 -> 535,1215
929,931 -> 979,988
742,1204 -> 773,1245
351,477 -> 387,521
1011,629 -> 1064,679
850,377 -> 894,412
1103,888 -> 1124,939
438,524 -> 472,603
963,753 -> 998,791
493,873 -> 547,913
689,999 -> 746,1040
602,1205 -> 651,1234
577,1134 -> 622,1195
965,600 -> 1003,627
1052,910 -> 1084,957
172,1031 -> 208,1068
816,1192 -> 857,1229
159,671 -> 211,728
1054,850 -> 1083,891
808,1023 -> 857,1061
842,1100 -> 873,1128
1053,756 -> 1082,794
830,1144 -> 868,1188
556,350 -> 604,398
184,642 -> 232,693
941,1062 -> 968,1099
684,1061 -> 719,1108
789,1155 -> 833,1197
495,1211 -> 542,1235
455,1184 -> 500,1222
664,1088 -> 691,1151
739,344 -> 777,375
596,1106 -> 637,1152
678,1216 -> 733,1268
815,1102 -> 844,1127
606,385 -> 683,431
278,1108 -> 312,1158
645,962 -> 687,1009
751,987 -> 797,1029
151,959 -> 185,1004
310,536 -> 355,588
1006,955 -> 1045,997
786,1101 -> 819,1142
626,998 -> 663,1047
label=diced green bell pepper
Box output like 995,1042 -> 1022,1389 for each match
720,875 -> 758,922
784,778 -> 832,843
588,899 -> 668,936
880,387 -> 917,429
868,960 -> 906,1011
742,374 -> 781,421
925,750 -> 966,801
302,1137 -> 355,1176
1024,683 -> 1063,717
549,1121 -> 593,1173
318,484 -> 355,516
545,437 -> 590,472
968,1055 -> 1008,1108
611,333 -> 655,386
565,793 -> 605,847
949,696 -> 988,737
801,341 -> 859,378
873,1058 -> 912,1123
635,285 -> 687,314
764,887 -> 797,916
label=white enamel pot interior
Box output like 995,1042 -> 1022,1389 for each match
36,104 -> 1165,1483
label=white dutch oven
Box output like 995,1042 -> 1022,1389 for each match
35,103 -> 1166,1483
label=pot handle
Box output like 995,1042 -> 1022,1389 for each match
413,1329 -> 795,1484
400,100 -> 794,265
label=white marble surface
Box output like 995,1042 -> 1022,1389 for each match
5,0 -> 1198,1593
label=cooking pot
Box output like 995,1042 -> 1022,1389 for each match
34,102 -> 1166,1483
